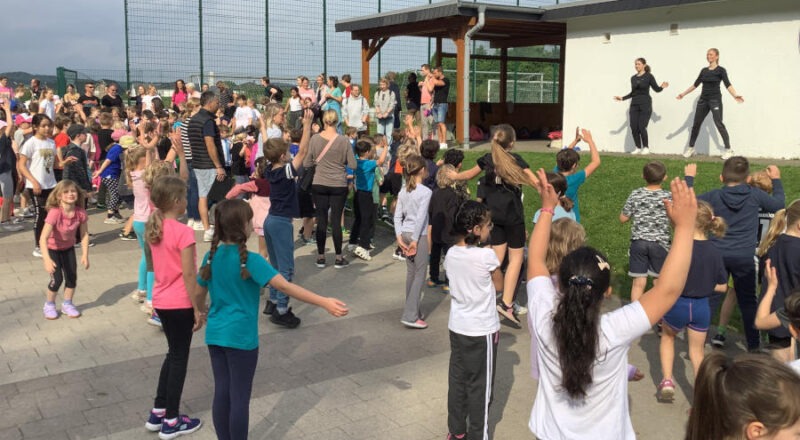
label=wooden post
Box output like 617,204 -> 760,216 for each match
454,30 -> 466,145
435,37 -> 443,68
361,39 -> 370,103
499,47 -> 508,104
558,40 -> 565,107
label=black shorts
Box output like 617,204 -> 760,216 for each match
768,334 -> 792,349
489,223 -> 526,249
628,240 -> 668,277
298,187 -> 315,218
381,173 -> 402,196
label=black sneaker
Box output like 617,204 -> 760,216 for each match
496,299 -> 521,326
711,333 -> 726,348
316,257 -> 326,268
334,257 -> 349,269
263,300 -> 276,316
270,308 -> 301,328
112,211 -> 123,220
119,231 -> 137,241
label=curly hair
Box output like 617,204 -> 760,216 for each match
453,200 -> 491,246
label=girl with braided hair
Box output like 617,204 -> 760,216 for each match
196,199 -> 348,440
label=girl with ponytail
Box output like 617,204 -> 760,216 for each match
657,200 -> 729,401
196,199 -> 348,440
532,172 -> 575,223
755,199 -> 800,362
686,352 -> 800,440
527,171 -> 698,439
450,124 -> 540,327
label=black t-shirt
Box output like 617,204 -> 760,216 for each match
406,82 -> 421,109
0,134 -> 16,174
96,128 -> 114,161
433,77 -> 450,104
156,137 -> 171,160
231,142 -> 249,176
622,72 -> 663,104
101,94 -> 123,109
476,152 -> 529,225
265,86 -> 283,103
681,240 -> 727,298
77,94 -> 100,115
429,186 -> 464,245
760,234 -> 800,339
694,66 -> 732,101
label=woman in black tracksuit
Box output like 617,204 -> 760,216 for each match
677,48 -> 744,159
615,57 -> 668,155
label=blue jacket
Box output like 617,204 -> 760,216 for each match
686,176 -> 784,256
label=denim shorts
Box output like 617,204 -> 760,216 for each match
194,168 -> 218,198
433,103 -> 448,124
628,239 -> 667,277
662,296 -> 711,332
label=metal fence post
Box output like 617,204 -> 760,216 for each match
265,0 -> 269,77
199,0 -> 204,87
323,0 -> 327,75
377,0 -> 381,79
124,0 -> 131,98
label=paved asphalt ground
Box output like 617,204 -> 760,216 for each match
0,184 -> 748,439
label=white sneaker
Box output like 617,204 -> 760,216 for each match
353,246 -> 372,261
192,221 -> 205,231
187,219 -> 195,229
439,143 -> 448,150
721,149 -> 734,160
682,147 -> 695,158
630,148 -> 641,155
0,222 -> 24,232
641,147 -> 650,155
203,228 -> 215,242
32,247 -> 42,258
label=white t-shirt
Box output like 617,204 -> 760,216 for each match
234,106 -> 252,128
289,97 -> 302,112
39,100 -> 55,120
141,95 -> 155,111
19,137 -> 58,190
444,245 -> 501,337
527,276 -> 651,440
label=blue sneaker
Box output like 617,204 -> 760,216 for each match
145,411 -> 165,432
147,312 -> 162,328
159,415 -> 202,440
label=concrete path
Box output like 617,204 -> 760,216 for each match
0,208 -> 747,439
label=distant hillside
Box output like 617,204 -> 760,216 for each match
0,72 -> 58,88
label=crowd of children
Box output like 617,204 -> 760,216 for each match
2,73 -> 799,440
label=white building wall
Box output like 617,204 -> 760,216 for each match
562,0 -> 800,159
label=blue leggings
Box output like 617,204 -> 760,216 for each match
133,221 -> 155,301
209,345 -> 258,440
264,215 -> 293,313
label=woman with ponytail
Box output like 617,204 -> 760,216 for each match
686,352 -> 800,440
196,199 -> 348,440
755,199 -> 800,362
657,200 -> 729,401
143,175 -> 205,438
614,57 -> 668,155
527,171 -> 697,439
451,124 -> 539,326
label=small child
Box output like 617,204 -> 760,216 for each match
126,146 -> 153,307
196,199 -> 348,440
233,95 -> 252,129
532,172 -> 575,223
420,139 -> 440,190
220,125 -> 232,175
555,128 -> 601,223
686,158 -> 784,351
619,161 -> 671,302
39,180 -> 89,319
93,133 -> 133,224
394,155 -> 432,329
657,201 -> 728,401
755,199 -> 800,362
143,175 -> 204,438
230,132 -> 250,187
226,157 -> 271,260
443,201 -> 500,440
62,124 -> 93,197
285,87 -> 303,130
347,139 -> 388,260
427,164 -> 467,291
379,129 -> 407,224
685,352 -> 800,440
756,267 -> 800,371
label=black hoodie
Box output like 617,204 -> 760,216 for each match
686,176 -> 784,256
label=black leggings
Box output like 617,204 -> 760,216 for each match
430,242 -> 451,283
629,101 -> 652,149
312,184 -> 348,255
32,188 -> 53,248
153,308 -> 195,419
689,98 -> 731,149
47,248 -> 77,291
209,345 -> 259,440
348,190 -> 374,249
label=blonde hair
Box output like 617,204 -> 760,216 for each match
758,199 -> 800,257
45,180 -> 86,210
145,176 -> 187,245
436,164 -> 457,189
396,140 -> 420,170
750,171 -> 773,194
490,124 -> 529,187
124,146 -> 147,187
321,109 -> 338,127
403,155 -> 426,193
545,218 -> 586,274
143,160 -> 176,190
697,200 -> 727,238
263,103 -> 283,129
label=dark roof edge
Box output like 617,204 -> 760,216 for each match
541,0 -> 724,21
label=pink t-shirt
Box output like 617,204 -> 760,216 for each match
150,218 -> 196,310
299,87 -> 316,105
130,170 -> 152,222
45,207 -> 88,250
172,91 -> 187,106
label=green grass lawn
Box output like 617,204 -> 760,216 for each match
455,150 -> 800,307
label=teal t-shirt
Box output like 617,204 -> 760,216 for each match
564,170 -> 586,223
197,245 -> 279,350
355,158 -> 377,192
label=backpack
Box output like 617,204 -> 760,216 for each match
469,125 -> 485,142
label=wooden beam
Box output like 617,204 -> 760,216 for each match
435,37 -> 443,68
490,35 -> 566,48
441,52 -> 560,64
454,27 -> 466,145
558,42 -> 565,106
365,37 -> 389,62
361,40 -> 370,101
499,47 -> 508,104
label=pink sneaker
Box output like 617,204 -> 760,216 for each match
43,302 -> 58,320
658,378 -> 675,400
61,302 -> 81,318
401,319 -> 428,329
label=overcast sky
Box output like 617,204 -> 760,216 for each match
0,1 -> 126,74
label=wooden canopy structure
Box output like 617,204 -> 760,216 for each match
336,1 -> 566,146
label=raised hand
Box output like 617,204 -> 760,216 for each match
664,177 -> 697,230
684,163 -> 697,177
